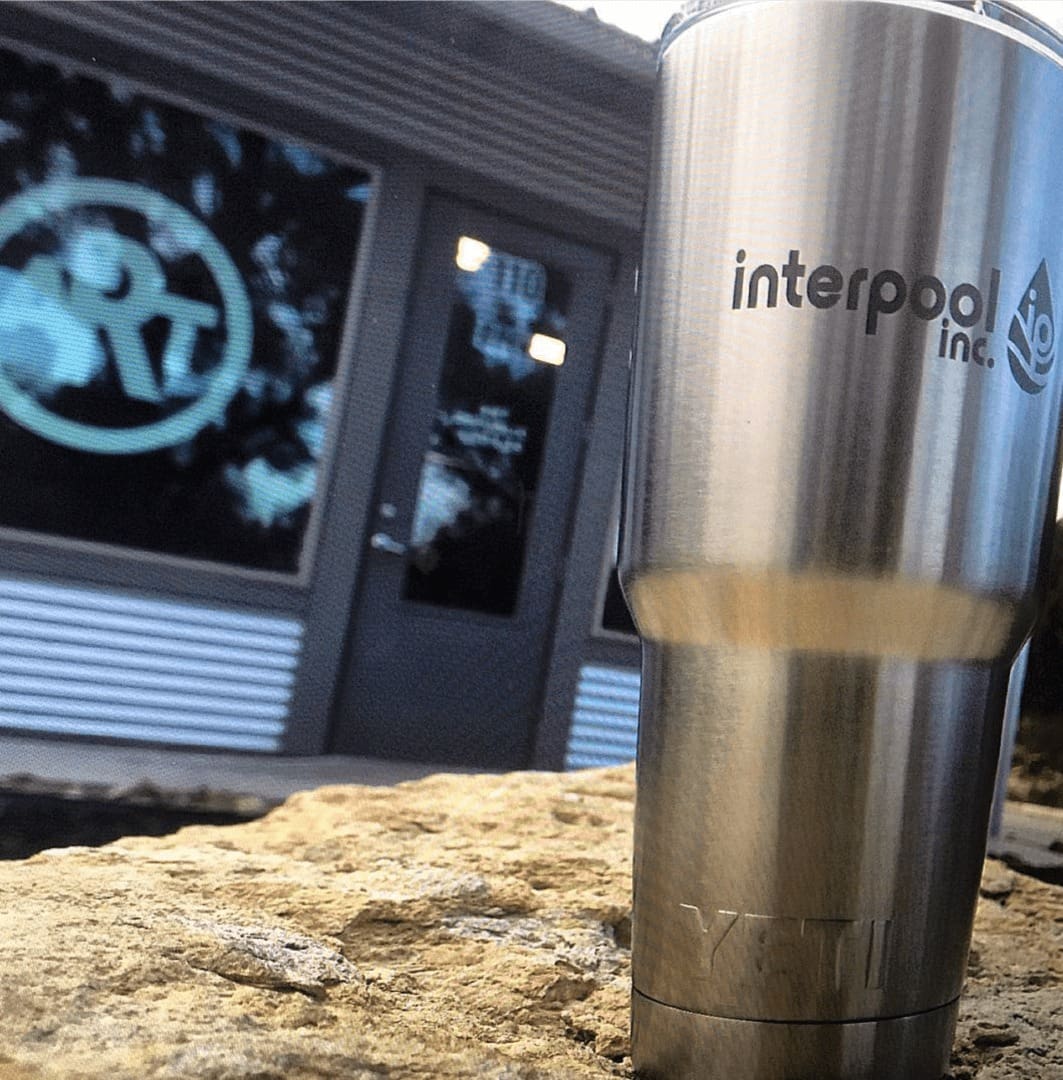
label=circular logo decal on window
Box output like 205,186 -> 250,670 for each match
0,177 -> 252,453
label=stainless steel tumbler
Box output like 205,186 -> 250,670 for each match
622,2 -> 1063,1077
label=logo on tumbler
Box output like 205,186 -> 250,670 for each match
731,250 -> 1056,396
679,903 -> 892,992
1007,259 -> 1055,395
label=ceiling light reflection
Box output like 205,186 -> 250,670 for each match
455,236 -> 491,272
528,333 -> 566,366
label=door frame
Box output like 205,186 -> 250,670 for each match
327,190 -> 617,766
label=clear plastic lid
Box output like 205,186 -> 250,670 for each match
663,1 -> 1063,66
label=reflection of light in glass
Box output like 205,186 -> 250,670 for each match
528,333 -> 566,366
455,236 -> 491,272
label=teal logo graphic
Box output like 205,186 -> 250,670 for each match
1007,259 -> 1055,396
0,178 -> 252,453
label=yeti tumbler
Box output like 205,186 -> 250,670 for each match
623,2 -> 1063,1077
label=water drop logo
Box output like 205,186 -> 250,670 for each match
1007,260 -> 1055,395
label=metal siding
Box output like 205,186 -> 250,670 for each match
0,639 -> 295,685
0,577 -> 299,632
14,1 -> 651,230
564,663 -> 641,769
0,577 -> 302,751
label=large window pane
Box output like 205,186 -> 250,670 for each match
0,46 -> 371,574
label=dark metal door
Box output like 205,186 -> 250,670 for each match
332,196 -> 613,767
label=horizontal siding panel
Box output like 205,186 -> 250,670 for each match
292,2 -> 642,147
0,575 -> 300,751
0,714 -> 280,752
0,655 -> 290,699
570,730 -> 635,756
0,616 -> 299,669
569,711 -> 641,737
564,663 -> 641,770
0,597 -> 301,652
17,1 -> 651,229
0,678 -> 288,718
567,751 -> 631,770
0,637 -> 295,686
574,692 -> 640,715
208,2 -> 645,191
581,664 -> 641,687
0,578 -> 300,635
0,694 -> 286,734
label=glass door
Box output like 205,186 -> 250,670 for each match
332,196 -> 613,767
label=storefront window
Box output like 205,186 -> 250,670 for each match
0,46 -> 371,574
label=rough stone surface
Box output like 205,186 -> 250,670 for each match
0,765 -> 1058,1079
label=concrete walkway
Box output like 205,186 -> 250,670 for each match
989,799 -> 1063,884
0,733 -> 490,804
1,732 -> 1059,883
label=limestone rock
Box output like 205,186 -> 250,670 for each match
0,765 -> 1057,1079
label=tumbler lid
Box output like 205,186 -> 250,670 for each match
663,0 -> 1063,66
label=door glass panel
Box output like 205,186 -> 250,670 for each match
404,237 -> 570,615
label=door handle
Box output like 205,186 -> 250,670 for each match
369,532 -> 408,556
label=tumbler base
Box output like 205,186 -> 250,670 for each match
631,990 -> 958,1080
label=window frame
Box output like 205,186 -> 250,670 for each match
0,32 -> 381,588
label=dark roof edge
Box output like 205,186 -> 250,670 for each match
472,0 -> 658,85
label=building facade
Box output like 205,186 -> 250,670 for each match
0,0 -> 650,769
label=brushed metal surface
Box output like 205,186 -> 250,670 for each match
624,0 -> 1063,1076
632,645 -> 1007,1020
632,990 -> 957,1080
